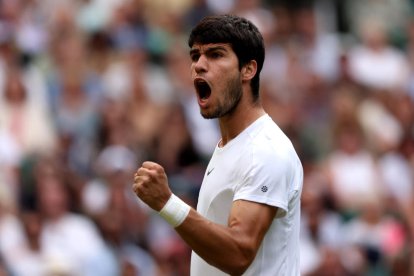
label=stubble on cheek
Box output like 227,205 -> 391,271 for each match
209,75 -> 242,119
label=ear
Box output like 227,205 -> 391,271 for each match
241,60 -> 257,82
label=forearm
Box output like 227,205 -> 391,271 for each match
175,209 -> 255,275
132,163 -> 272,275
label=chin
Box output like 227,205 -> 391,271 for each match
200,110 -> 218,119
201,113 -> 216,119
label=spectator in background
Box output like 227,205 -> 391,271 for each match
83,144 -> 159,275
0,67 -> 57,213
182,0 -> 214,30
232,0 -> 276,44
344,0 -> 411,45
324,117 -> 383,216
106,0 -> 148,54
123,51 -> 171,151
33,157 -> 118,276
46,27 -> 103,175
4,210 -> 50,276
378,134 -> 414,212
15,0 -> 49,61
0,68 -> 57,160
343,196 -> 408,276
82,143 -> 138,216
347,18 -> 410,91
300,167 -> 346,275
293,6 -> 341,85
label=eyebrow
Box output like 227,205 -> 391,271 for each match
189,48 -> 199,56
189,45 -> 228,56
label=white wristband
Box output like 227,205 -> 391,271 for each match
159,194 -> 191,227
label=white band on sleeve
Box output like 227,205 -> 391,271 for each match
159,194 -> 191,227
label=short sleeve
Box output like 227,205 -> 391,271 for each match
233,146 -> 293,218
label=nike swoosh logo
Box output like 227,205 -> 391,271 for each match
207,168 -> 215,176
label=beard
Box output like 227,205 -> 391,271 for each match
201,75 -> 243,119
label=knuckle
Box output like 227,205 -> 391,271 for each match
137,167 -> 145,174
147,171 -> 157,180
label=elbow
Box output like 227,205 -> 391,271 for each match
227,262 -> 252,276
223,246 -> 256,275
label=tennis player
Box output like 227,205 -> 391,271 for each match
133,14 -> 303,276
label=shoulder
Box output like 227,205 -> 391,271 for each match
250,117 -> 298,165
238,117 -> 301,178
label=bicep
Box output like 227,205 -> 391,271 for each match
174,198 -> 278,274
228,199 -> 277,251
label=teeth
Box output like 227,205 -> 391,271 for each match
195,79 -> 206,86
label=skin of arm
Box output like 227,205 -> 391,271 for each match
133,161 -> 277,275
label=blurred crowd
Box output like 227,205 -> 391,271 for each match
0,0 -> 413,275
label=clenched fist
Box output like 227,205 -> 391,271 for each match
133,161 -> 172,211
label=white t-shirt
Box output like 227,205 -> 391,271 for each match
190,114 -> 303,276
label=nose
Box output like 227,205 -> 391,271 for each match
193,55 -> 208,74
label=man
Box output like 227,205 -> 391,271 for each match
133,15 -> 303,275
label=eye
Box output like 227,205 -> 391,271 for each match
210,52 -> 223,59
190,53 -> 200,62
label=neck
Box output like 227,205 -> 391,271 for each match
218,100 -> 265,147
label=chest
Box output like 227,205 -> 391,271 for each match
196,149 -> 248,224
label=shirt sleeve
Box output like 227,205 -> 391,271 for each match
233,145 -> 293,218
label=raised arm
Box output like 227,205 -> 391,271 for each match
133,161 -> 277,275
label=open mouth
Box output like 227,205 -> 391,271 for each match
194,79 -> 211,100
